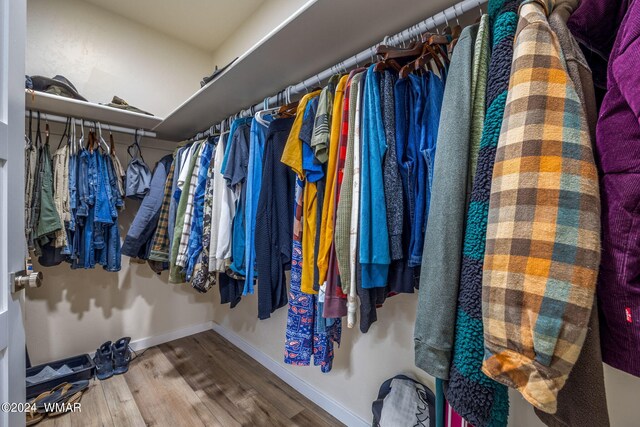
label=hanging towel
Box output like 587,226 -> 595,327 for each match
445,2 -> 516,426
482,0 -> 601,414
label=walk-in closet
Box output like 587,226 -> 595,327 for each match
0,0 -> 638,426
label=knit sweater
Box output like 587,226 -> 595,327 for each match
444,1 -> 517,426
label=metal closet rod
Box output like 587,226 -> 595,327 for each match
24,111 -> 157,138
191,0 -> 487,141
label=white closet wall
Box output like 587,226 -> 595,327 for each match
208,0 -> 309,70
24,1 -> 640,426
26,0 -> 212,118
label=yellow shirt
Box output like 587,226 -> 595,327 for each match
281,91 -> 322,177
281,90 -> 321,294
316,75 -> 349,284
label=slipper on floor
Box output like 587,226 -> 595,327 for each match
47,390 -> 85,417
26,391 -> 53,426
36,380 -> 90,413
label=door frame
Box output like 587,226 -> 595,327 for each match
0,0 -> 27,425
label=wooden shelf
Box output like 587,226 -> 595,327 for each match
154,0 -> 460,141
25,90 -> 163,131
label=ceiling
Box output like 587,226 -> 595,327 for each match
82,0 -> 265,53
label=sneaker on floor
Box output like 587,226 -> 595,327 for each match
112,337 -> 131,375
93,341 -> 114,380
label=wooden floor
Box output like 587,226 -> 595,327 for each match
38,330 -> 343,427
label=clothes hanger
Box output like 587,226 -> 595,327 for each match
44,114 -> 50,146
35,112 -> 42,149
375,39 -> 422,60
451,5 -> 463,39
97,122 -> 110,155
106,124 -> 116,155
127,129 -> 145,160
278,86 -> 298,118
86,125 -> 96,153
476,1 -> 484,23
442,11 -> 453,36
78,119 -> 85,153
26,110 -> 33,149
57,117 -> 70,150
69,118 -> 76,156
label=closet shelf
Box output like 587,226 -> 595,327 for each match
25,90 -> 163,131
154,0 -> 461,141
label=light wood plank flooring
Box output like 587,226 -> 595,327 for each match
38,330 -> 344,427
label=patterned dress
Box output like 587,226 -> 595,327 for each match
284,178 -> 340,372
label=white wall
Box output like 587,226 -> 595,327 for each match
208,0 -> 309,71
213,290 -> 640,426
26,0 -> 212,118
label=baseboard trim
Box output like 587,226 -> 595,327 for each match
211,322 -> 369,427
89,321 -> 215,358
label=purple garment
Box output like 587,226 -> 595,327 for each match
567,0 -> 630,88
594,0 -> 640,377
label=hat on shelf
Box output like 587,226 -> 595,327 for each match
28,75 -> 87,101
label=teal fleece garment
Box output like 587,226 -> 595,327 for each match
444,1 -> 516,426
359,65 -> 390,288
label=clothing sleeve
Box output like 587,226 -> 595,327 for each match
414,26 -> 474,380
224,125 -> 251,187
481,2 -> 600,414
121,155 -> 171,258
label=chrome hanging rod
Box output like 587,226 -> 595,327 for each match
190,0 -> 487,141
25,111 -> 157,138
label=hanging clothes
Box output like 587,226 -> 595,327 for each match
121,154 -> 173,259
191,136 -> 219,293
316,75 -> 343,288
380,69 -> 413,295
169,141 -> 202,282
359,65 -> 390,289
535,1 -> 609,425
208,136 -> 228,272
442,0 -> 516,425
255,117 -> 296,320
284,178 -> 340,373
148,154 -> 178,263
415,22 -> 478,382
184,140 -> 215,280
334,69 -> 365,327
244,114 -> 274,295
482,0 -> 600,414
225,122 -> 252,277
323,74 -> 352,319
281,90 -> 322,295
125,134 -> 151,200
572,0 -> 640,380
